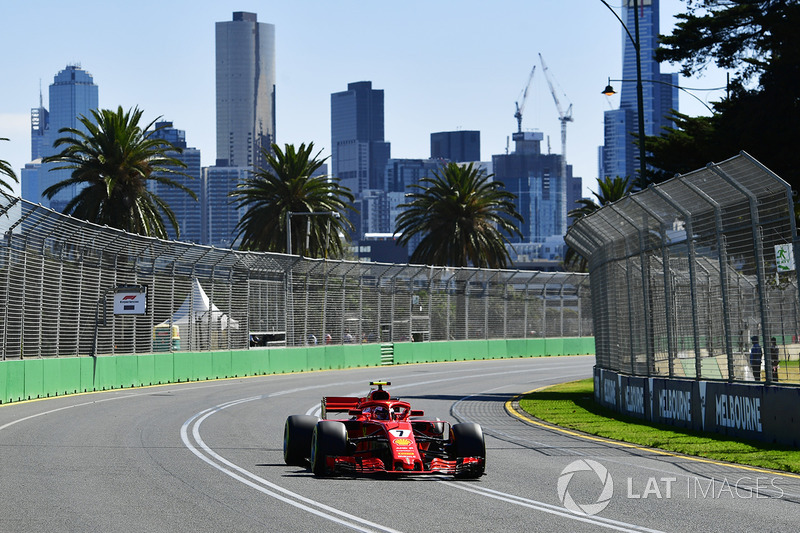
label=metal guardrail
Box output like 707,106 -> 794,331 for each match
0,192 -> 592,359
566,152 -> 800,383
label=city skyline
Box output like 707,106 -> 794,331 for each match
1,1 -> 727,202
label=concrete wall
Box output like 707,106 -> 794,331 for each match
0,337 -> 595,404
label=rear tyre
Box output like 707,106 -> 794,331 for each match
283,415 -> 319,466
310,421 -> 348,477
451,422 -> 485,479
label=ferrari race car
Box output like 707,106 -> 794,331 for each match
283,381 -> 485,478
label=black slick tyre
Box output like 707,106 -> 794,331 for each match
310,421 -> 348,477
283,415 -> 319,466
451,422 -> 486,478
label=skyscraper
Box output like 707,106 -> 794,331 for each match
30,88 -> 49,161
331,81 -> 392,241
215,11 -> 276,169
601,0 -> 678,181
203,166 -> 248,248
22,89 -> 48,203
331,81 -> 391,195
385,158 -> 441,194
430,131 -> 480,163
25,65 -> 98,210
148,121 -> 203,244
209,11 -> 276,249
493,132 -> 573,245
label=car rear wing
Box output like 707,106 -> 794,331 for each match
321,396 -> 362,419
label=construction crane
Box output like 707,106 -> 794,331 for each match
539,53 -> 573,164
539,53 -> 573,234
514,65 -> 536,133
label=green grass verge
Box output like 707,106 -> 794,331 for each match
518,379 -> 800,474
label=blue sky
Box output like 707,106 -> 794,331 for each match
1,0 -> 727,199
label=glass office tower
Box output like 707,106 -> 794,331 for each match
331,81 -> 391,195
28,65 -> 98,210
331,81 -> 392,241
203,166 -> 248,248
148,121 -> 203,243
215,11 -> 276,170
430,131 -> 480,163
30,89 -> 49,161
493,132 -> 570,245
601,0 -> 678,182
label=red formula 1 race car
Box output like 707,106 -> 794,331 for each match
283,381 -> 485,478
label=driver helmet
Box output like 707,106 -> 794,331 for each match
374,406 -> 390,420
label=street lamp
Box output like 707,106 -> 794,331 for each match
600,0 -> 647,186
286,210 -> 340,257
603,77 -> 724,115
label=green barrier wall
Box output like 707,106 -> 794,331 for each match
0,337 -> 594,404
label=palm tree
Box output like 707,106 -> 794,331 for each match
41,106 -> 196,238
563,175 -> 633,271
395,162 -> 523,268
229,142 -> 355,256
0,137 -> 19,193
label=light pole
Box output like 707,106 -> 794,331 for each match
603,78 -> 724,115
600,0 -> 647,186
286,211 -> 340,257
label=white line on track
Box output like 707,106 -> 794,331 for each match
181,394 -> 404,533
0,393 -> 140,431
183,363 -> 662,533
444,378 -> 666,532
0,360 -> 667,530
1,359 -> 789,530
437,480 -> 666,533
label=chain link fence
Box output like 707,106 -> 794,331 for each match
566,152 -> 800,383
0,193 -> 592,360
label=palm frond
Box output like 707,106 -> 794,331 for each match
41,106 -> 195,238
395,162 -> 522,268
0,137 -> 19,192
229,142 -> 355,256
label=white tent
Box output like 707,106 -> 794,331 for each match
157,279 -> 239,350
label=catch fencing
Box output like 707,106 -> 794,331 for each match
0,193 -> 591,359
566,152 -> 800,383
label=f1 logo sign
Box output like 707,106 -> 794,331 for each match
114,287 -> 147,315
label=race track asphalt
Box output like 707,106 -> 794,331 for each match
1,355 -> 798,532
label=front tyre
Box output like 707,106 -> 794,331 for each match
310,421 -> 348,477
283,415 -> 319,466
451,422 -> 485,479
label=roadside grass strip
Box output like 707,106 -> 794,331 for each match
517,379 -> 800,474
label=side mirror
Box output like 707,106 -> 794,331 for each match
410,409 -> 424,417
348,409 -> 363,417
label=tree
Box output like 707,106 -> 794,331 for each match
647,0 -> 800,182
229,142 -> 355,257
0,137 -> 19,193
395,162 -> 523,269
41,106 -> 196,238
563,176 -> 633,272
644,112 -> 722,183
